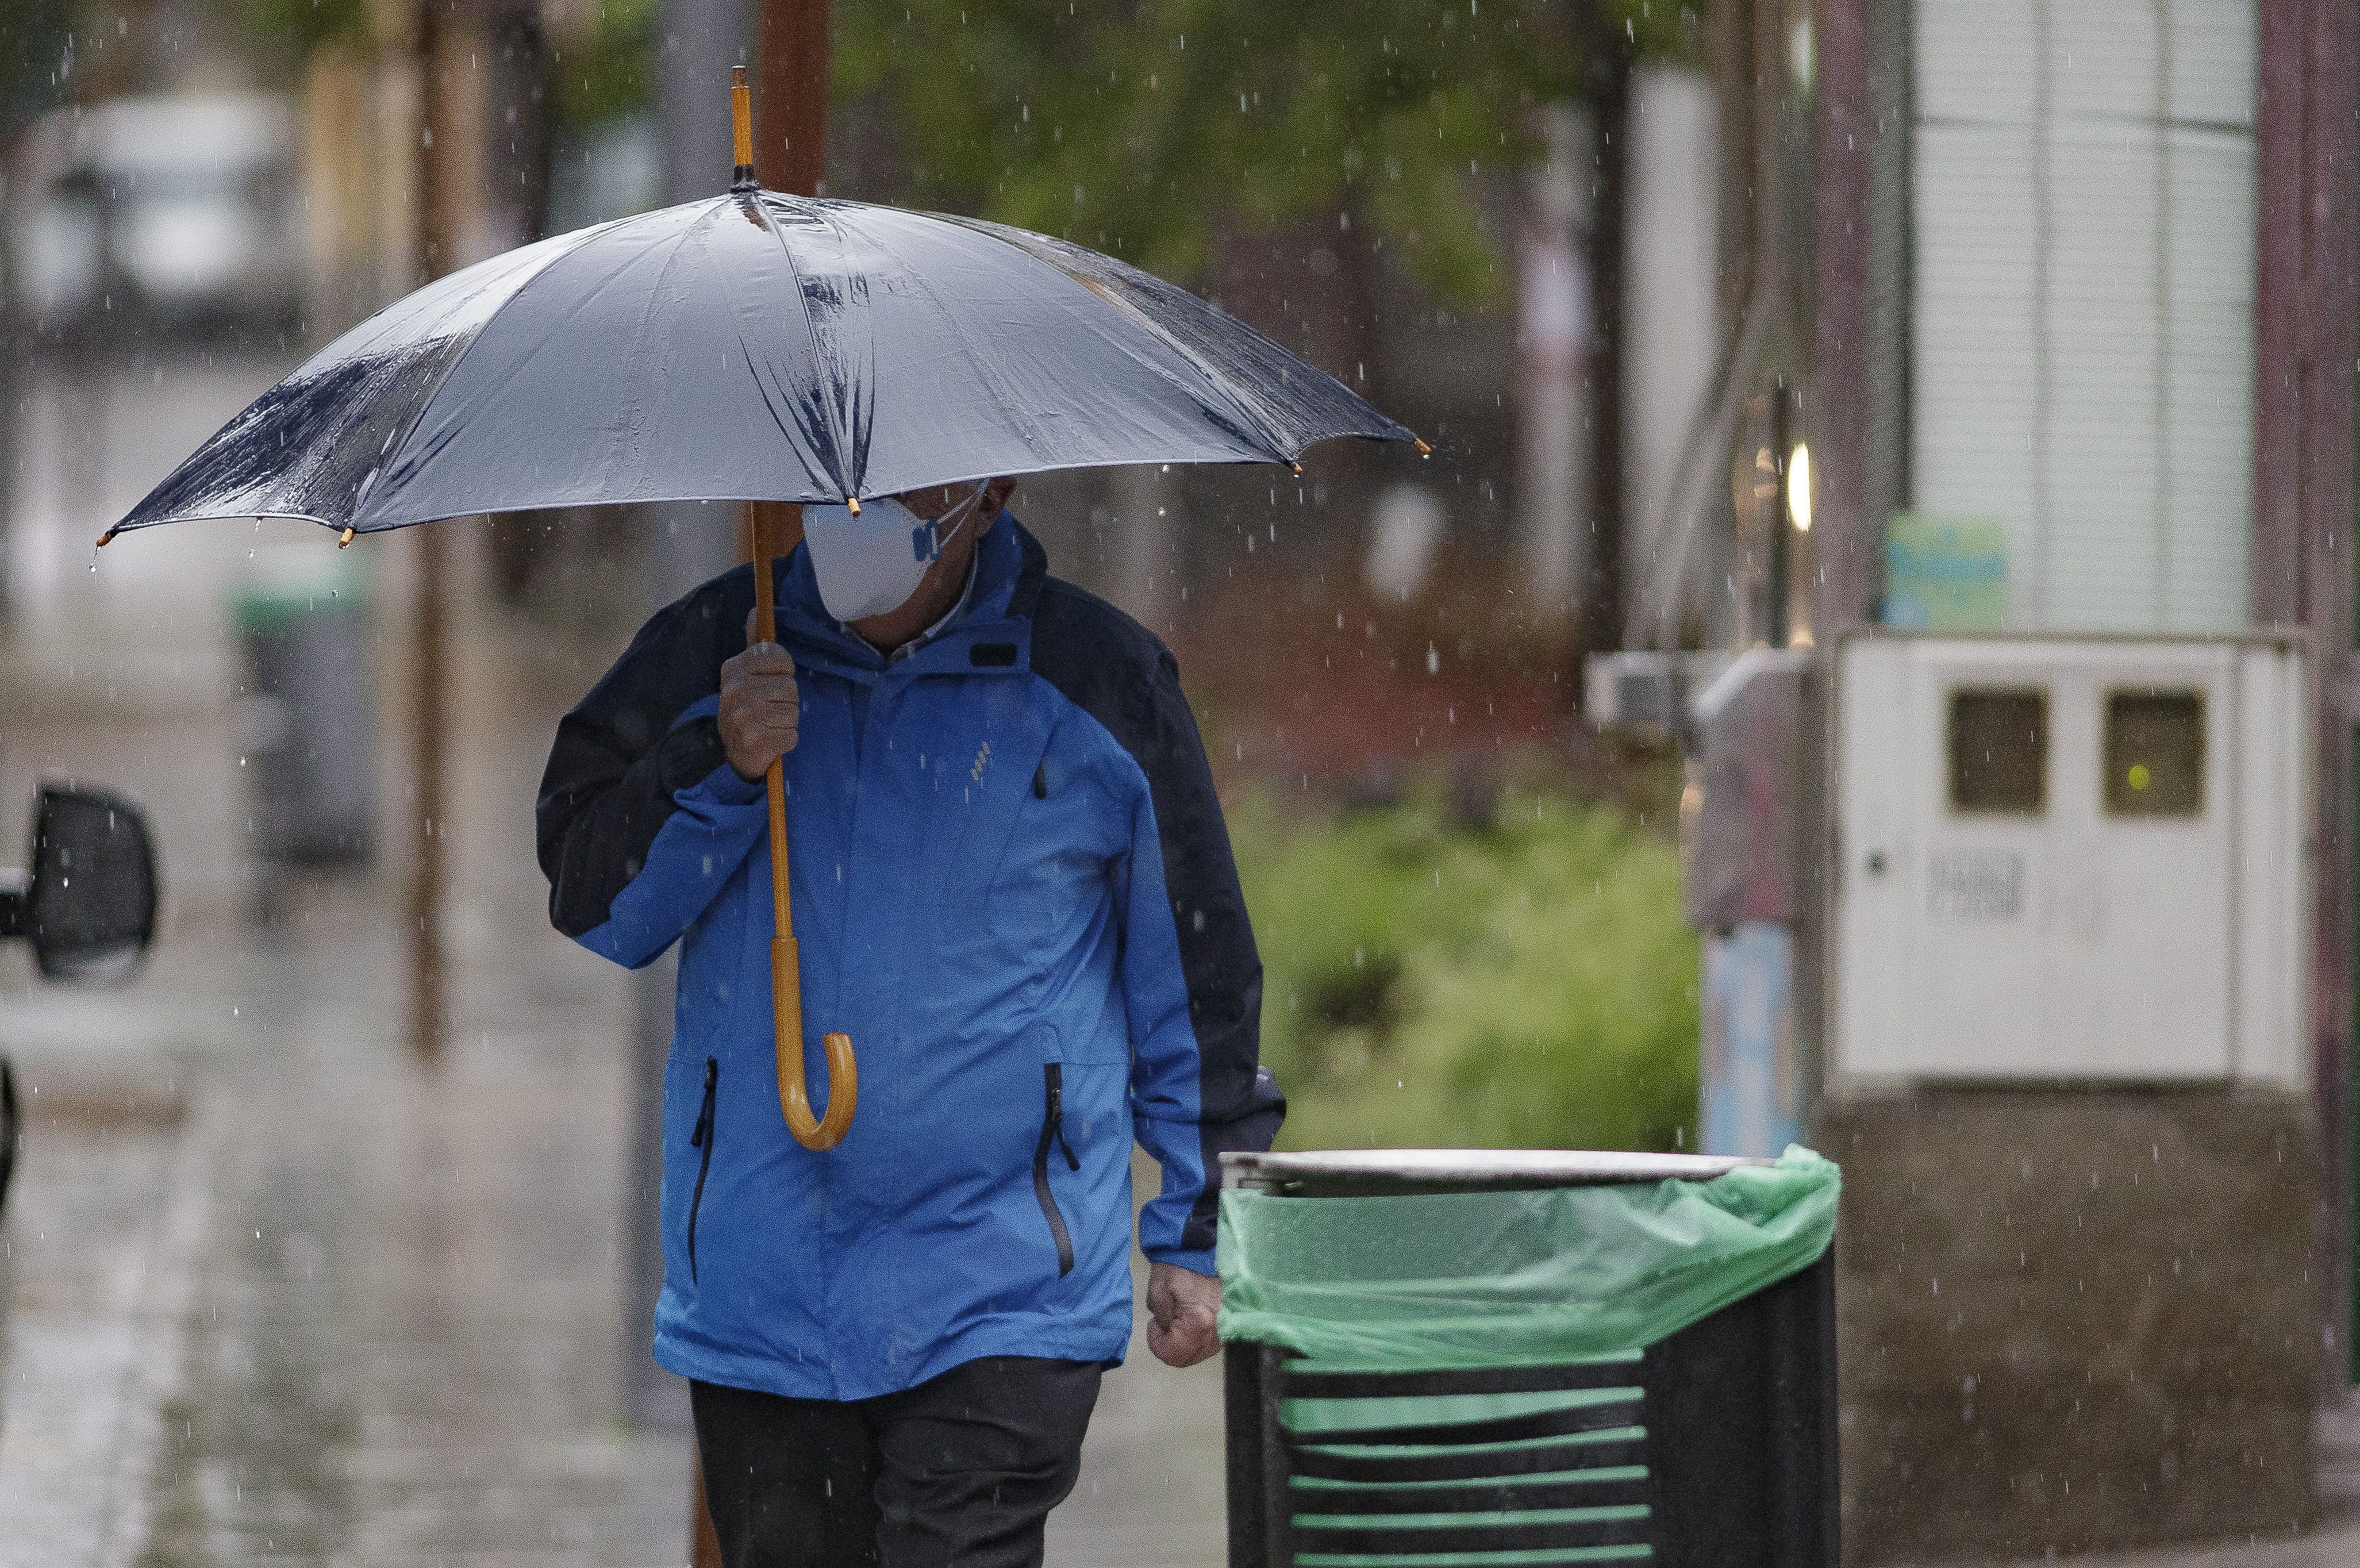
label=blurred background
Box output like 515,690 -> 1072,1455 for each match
0,1 -> 2353,1565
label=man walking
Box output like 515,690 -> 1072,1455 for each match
537,479 -> 1282,1567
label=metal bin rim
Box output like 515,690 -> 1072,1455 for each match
1220,1148 -> 1775,1195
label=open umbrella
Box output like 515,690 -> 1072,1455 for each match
102,72 -> 1423,1149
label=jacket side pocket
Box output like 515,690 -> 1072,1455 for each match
1031,1063 -> 1080,1278
687,1056 -> 718,1283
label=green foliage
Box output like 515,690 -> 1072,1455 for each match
221,0 -> 371,59
209,0 -> 656,130
836,0 -> 1698,302
1233,779 -> 1699,1154
549,0 -> 660,129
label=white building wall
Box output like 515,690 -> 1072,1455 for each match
1909,0 -> 2257,632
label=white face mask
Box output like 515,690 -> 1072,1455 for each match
801,482 -> 989,624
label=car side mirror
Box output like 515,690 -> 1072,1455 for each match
0,785 -> 159,982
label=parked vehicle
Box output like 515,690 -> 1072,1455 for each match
7,93 -> 299,339
0,784 -> 161,1417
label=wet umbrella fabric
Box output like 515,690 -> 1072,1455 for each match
104,191 -> 1415,540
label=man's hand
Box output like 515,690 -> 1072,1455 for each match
1147,1262 -> 1221,1369
718,639 -> 798,779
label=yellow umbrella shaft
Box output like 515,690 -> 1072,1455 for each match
751,503 -> 856,1150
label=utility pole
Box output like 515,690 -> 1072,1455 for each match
755,0 -> 829,195
734,0 -> 831,566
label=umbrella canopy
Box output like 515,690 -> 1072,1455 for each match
103,191 -> 1419,541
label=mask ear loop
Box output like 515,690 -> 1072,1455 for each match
918,481 -> 993,563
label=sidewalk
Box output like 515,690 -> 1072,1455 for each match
1888,1394 -> 2360,1568
0,565 -> 699,1565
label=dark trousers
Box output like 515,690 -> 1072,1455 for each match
692,1357 -> 1103,1568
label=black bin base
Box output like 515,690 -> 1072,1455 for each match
1224,1252 -> 1839,1567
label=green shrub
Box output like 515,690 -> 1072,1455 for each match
1232,782 -> 1698,1154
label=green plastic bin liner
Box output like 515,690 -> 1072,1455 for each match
1216,1146 -> 1839,1370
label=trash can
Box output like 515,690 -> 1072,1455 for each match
235,559 -> 377,870
1218,1146 -> 1841,1567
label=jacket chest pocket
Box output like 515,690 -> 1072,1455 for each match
887,684 -> 1044,894
990,751 -> 1129,961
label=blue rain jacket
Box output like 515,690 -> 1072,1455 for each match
536,516 -> 1282,1400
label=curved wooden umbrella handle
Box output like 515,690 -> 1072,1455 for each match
752,502 -> 856,1151
770,934 -> 856,1150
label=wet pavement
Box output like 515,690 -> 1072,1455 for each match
0,602 -> 699,1566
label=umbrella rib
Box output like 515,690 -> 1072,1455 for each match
835,207 -> 1062,466
349,219 -> 626,531
595,205 -> 721,490
718,217 -> 838,490
385,208 -> 717,523
742,193 -> 858,499
942,217 -> 1301,463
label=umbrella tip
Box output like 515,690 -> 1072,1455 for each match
1414,438 -> 1432,458
338,526 -> 357,548
731,67 -> 756,191
1290,462 -> 1303,477
846,496 -> 860,516
94,528 -> 113,548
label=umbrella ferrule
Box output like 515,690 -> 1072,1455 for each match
731,67 -> 757,194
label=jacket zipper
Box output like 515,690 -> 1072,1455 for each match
687,1057 -> 718,1283
1032,1063 -> 1081,1278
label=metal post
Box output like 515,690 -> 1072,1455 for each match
2254,0 -> 2360,1386
0,133 -> 22,624
1808,0 -> 1877,637
405,0 -> 457,1067
1583,16 -> 1632,655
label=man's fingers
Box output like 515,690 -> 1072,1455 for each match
1147,1312 -> 1218,1369
1144,1265 -> 1220,1369
733,691 -> 799,721
718,639 -> 801,776
723,645 -> 795,685
718,641 -> 798,764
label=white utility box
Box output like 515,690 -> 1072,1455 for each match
1830,633 -> 2307,1087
